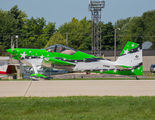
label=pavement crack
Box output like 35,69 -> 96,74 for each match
147,81 -> 155,87
24,81 -> 32,97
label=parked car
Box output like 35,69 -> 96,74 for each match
150,64 -> 155,73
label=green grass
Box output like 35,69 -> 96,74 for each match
0,96 -> 155,120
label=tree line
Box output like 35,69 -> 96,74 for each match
114,10 -> 155,49
0,5 -> 155,56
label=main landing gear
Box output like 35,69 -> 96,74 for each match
135,76 -> 140,80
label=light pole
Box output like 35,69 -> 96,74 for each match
114,28 -> 120,61
15,35 -> 18,48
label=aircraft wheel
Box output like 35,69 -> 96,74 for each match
136,77 -> 140,80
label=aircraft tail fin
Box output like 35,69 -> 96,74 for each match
6,65 -> 17,74
115,41 -> 143,75
0,65 -> 17,78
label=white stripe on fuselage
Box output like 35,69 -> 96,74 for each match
73,60 -> 116,71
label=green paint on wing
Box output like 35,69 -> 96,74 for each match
30,73 -> 49,79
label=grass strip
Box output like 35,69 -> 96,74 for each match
0,96 -> 155,120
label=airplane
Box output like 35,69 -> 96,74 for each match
0,64 -> 17,79
7,41 -> 143,80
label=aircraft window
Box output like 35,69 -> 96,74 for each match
45,44 -> 77,55
57,46 -> 76,55
45,45 -> 55,52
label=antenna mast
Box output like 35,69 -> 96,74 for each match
89,0 -> 105,56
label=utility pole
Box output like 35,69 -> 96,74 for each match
10,36 -> 13,64
66,32 -> 68,45
114,28 -> 120,60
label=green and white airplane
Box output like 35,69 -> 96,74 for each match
7,41 -> 143,80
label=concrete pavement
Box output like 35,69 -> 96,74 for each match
0,80 -> 155,97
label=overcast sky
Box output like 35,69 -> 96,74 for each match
1,0 -> 155,28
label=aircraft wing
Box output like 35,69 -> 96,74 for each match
42,57 -> 76,67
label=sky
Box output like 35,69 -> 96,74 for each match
0,0 -> 155,29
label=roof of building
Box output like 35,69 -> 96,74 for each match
0,56 -> 9,61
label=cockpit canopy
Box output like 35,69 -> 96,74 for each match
45,44 -> 77,55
